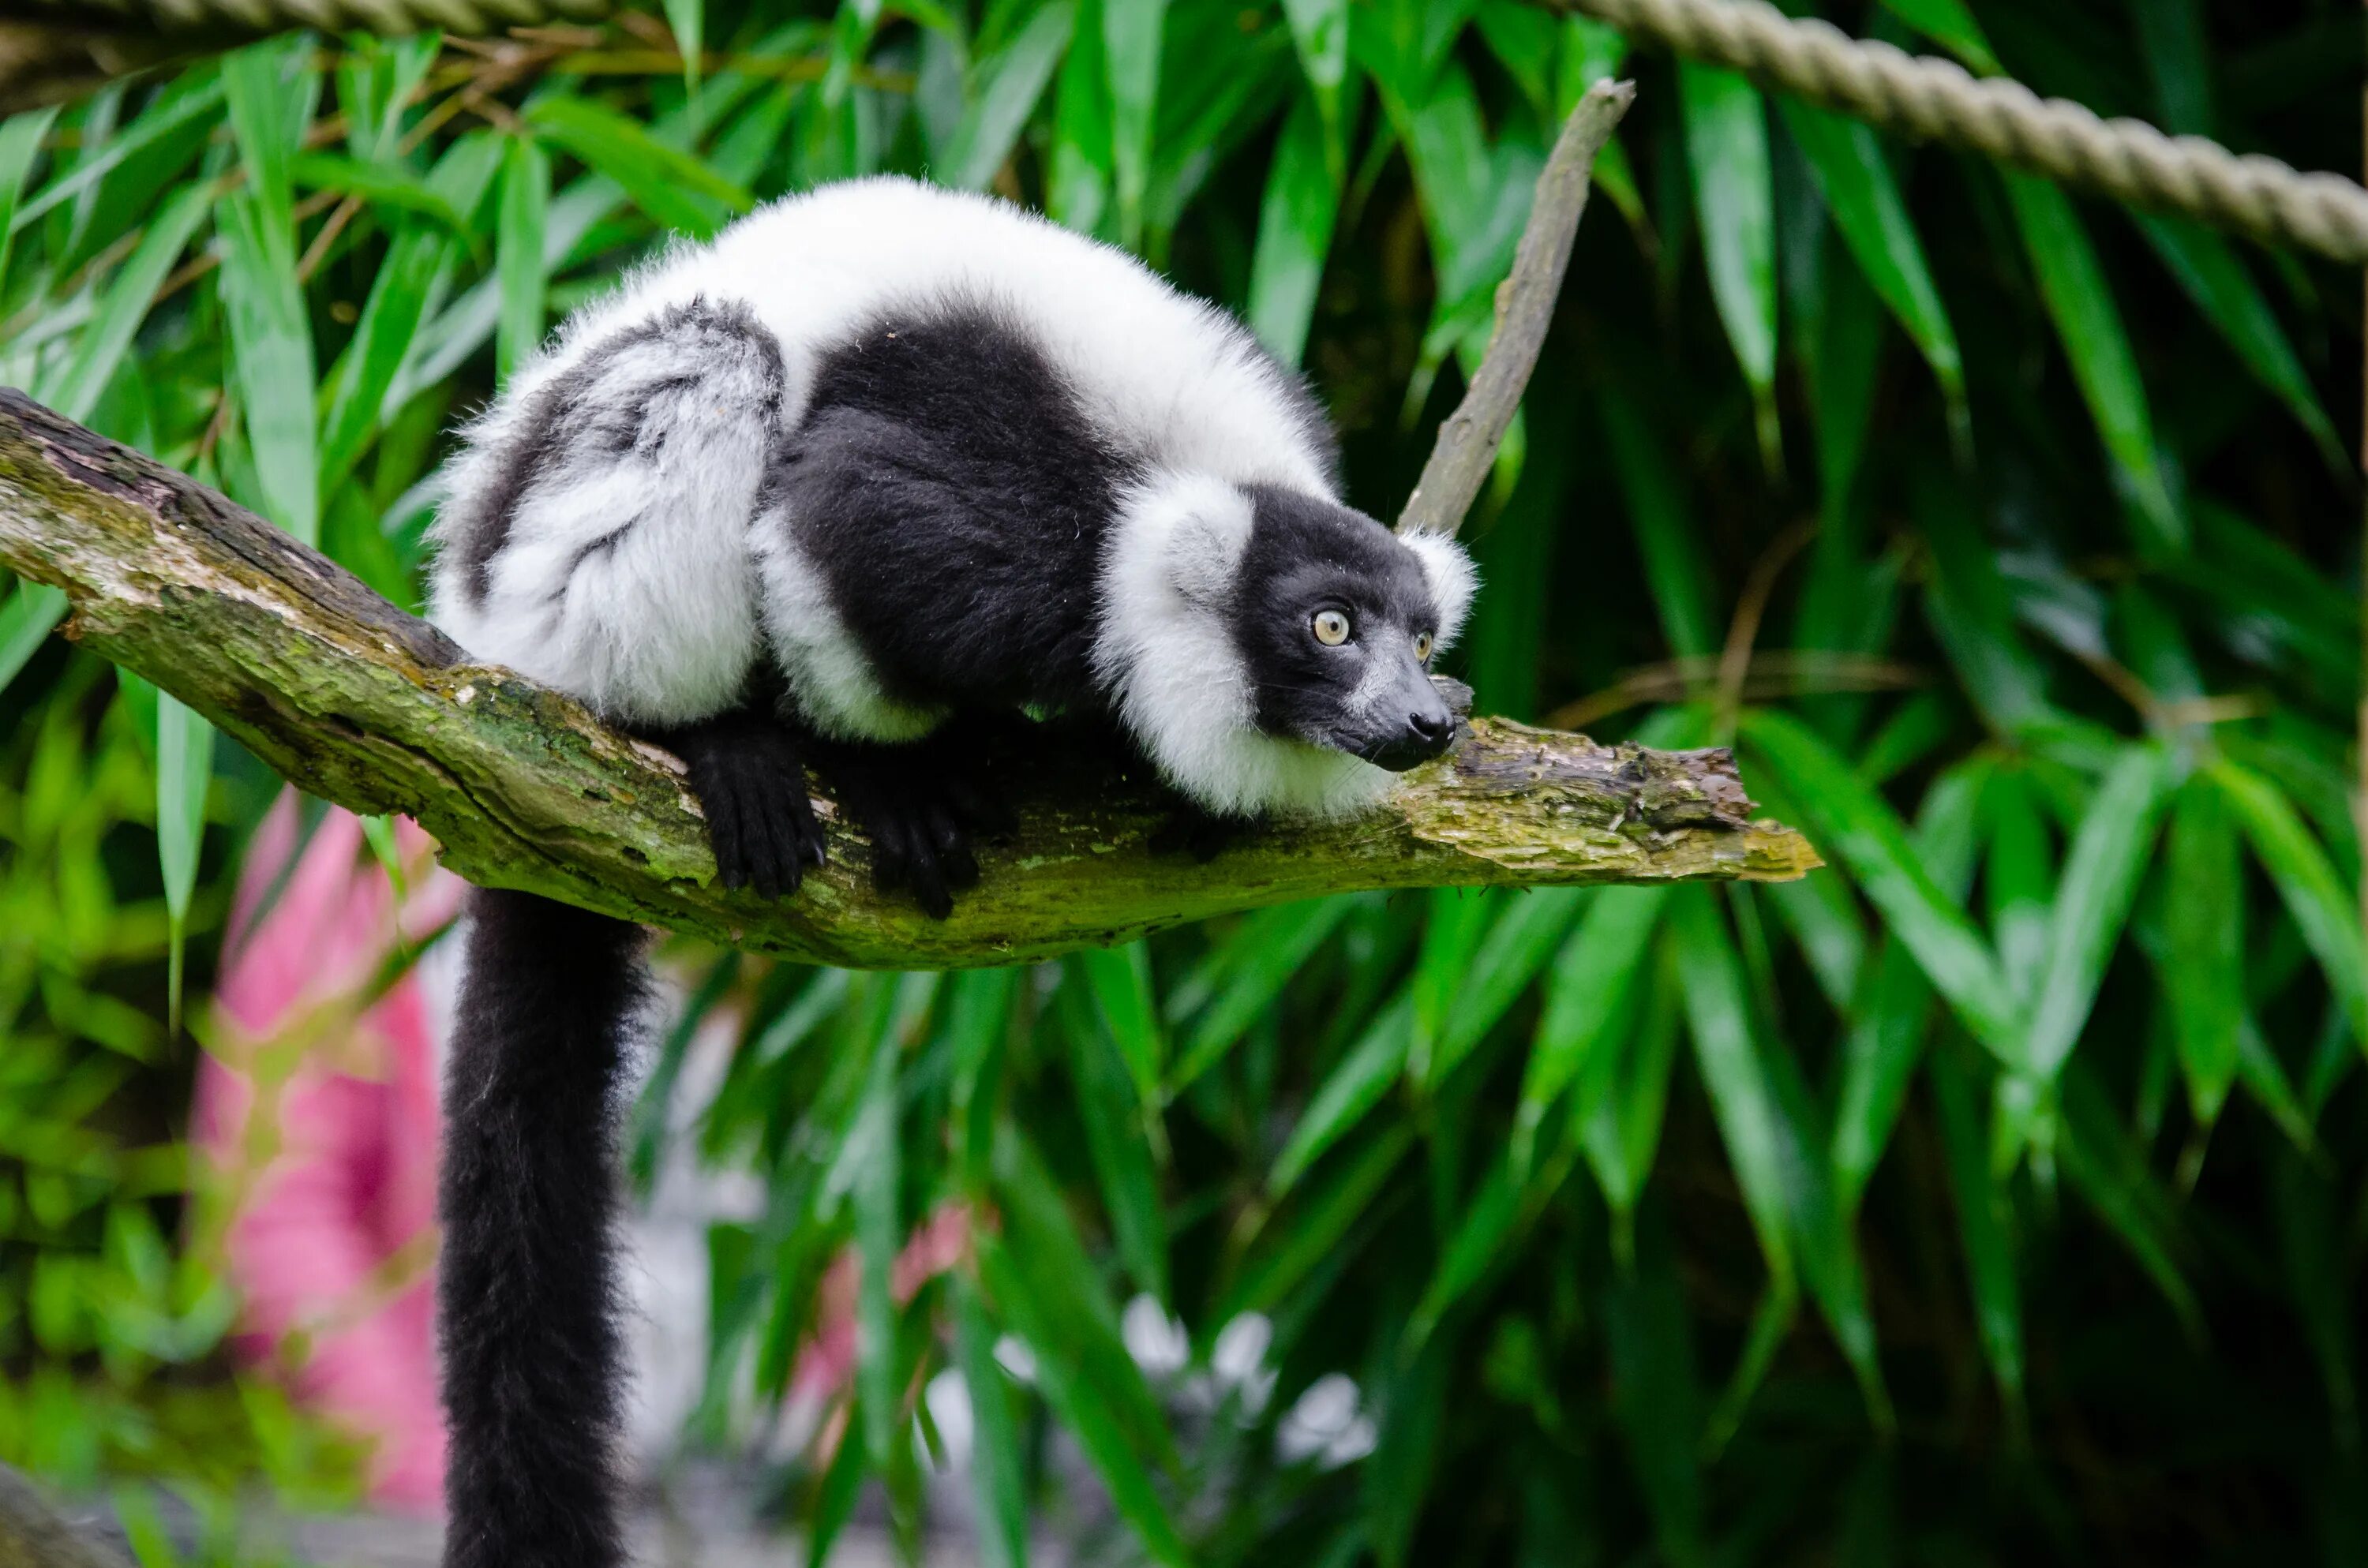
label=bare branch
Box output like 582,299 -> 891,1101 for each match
0,392 -> 1813,968
1396,79 -> 1637,540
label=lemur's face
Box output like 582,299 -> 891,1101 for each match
1231,488 -> 1459,772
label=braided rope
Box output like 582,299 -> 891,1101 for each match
1569,0 -> 2368,265
12,0 -> 605,38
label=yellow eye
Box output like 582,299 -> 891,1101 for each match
1414,631 -> 1434,662
1313,610 -> 1351,646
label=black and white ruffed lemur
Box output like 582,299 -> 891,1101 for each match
423,175 -> 1476,1567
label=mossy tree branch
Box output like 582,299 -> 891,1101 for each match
0,387 -> 1814,967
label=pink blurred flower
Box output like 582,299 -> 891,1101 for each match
192,796 -> 464,1512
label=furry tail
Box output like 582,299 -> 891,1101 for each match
437,889 -> 646,1568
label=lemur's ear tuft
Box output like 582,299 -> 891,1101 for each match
1399,528 -> 1478,651
1159,478 -> 1257,610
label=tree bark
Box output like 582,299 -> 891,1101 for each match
0,390 -> 1816,969
0,1468 -> 132,1568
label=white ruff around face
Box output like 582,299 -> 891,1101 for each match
1091,473 -> 1399,821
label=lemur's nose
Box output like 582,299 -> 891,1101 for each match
1405,707 -> 1453,753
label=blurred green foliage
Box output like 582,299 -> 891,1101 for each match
2,0 -> 2366,1562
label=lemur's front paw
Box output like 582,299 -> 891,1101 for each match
1151,801 -> 1259,863
821,745 -> 1013,920
658,712 -> 826,899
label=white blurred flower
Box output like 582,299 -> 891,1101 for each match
993,1334 -> 1038,1385
1276,1373 -> 1377,1469
1121,1294 -> 1190,1379
921,1368 -> 974,1474
1210,1312 -> 1276,1415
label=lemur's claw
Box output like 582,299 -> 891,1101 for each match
655,710 -> 823,900
822,739 -> 1006,920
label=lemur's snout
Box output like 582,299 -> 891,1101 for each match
1361,683 -> 1456,772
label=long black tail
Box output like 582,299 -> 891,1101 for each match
437,889 -> 647,1568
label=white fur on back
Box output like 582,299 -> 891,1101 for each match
1092,473 -> 1396,820
554,177 -> 1335,497
427,323 -> 776,725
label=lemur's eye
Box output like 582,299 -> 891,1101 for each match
1414,631 -> 1435,662
1313,610 -> 1352,646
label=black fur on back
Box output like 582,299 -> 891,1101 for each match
438,889 -> 647,1568
444,298 -> 785,606
766,293 -> 1136,714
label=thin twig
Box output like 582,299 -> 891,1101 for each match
1395,79 -> 1636,539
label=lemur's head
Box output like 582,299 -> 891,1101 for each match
1094,474 -> 1478,821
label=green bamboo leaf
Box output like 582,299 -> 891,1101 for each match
1429,887 -> 1587,1087
2001,174 -> 2180,555
944,967 -> 1016,1192
9,80 -> 221,235
2134,213 -> 2344,472
0,583 -> 69,696
806,1393 -> 871,1568
1057,982 -> 1168,1302
0,107 -> 59,290
1579,947 -> 1684,1247
2059,1065 -> 2201,1337
1605,1223 -> 1706,1568
1830,943 -> 1931,1214
155,688 -> 215,1035
1599,392 -> 1719,661
1983,769 -> 2054,1008
1280,0 -> 1348,172
1765,872 -> 1866,1013
1779,101 -> 1964,422
496,137 -> 550,383
1246,92 -> 1337,369
1080,942 -> 1163,1106
992,1136 -> 1178,1466
524,97 -> 753,237
216,189 -> 320,545
1406,1155 -> 1520,1349
1914,473 -> 2054,731
1410,889 -> 1490,1083
1830,758 -> 1984,1210
1679,65 -> 1779,471
1516,885 -> 1669,1172
951,1278 -> 1030,1568
2164,778 -> 2244,1124
850,1008 -> 901,1465
1271,992 -> 1413,1195
1101,0 -> 1165,249
1928,1044 -> 2025,1421
2130,0 -> 2211,135
977,1239 -> 1191,1566
1743,709 -> 2019,1057
1048,0 -> 1115,236
1169,897 -> 1353,1093
40,183 -> 211,425
1802,230 -> 1884,527
288,151 -> 474,241
1874,0 -> 1999,73
1669,890 -> 1793,1289
1220,1124 -> 1413,1322
661,0 -> 703,93
2021,745 -> 2172,1083
2209,758 -> 2368,1053
222,36 -> 304,236
942,0 -> 1076,192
